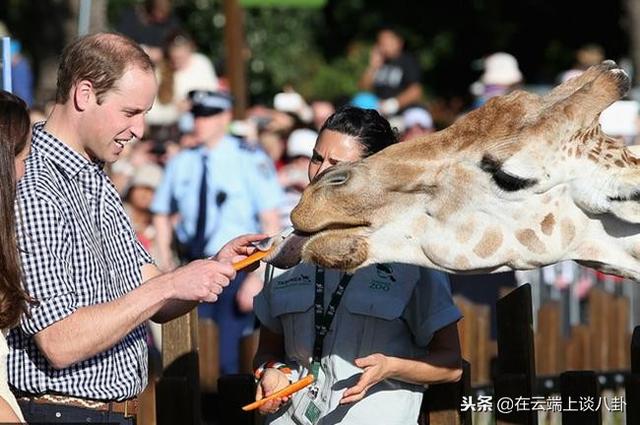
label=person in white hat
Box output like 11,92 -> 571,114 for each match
401,106 -> 435,141
470,52 -> 523,108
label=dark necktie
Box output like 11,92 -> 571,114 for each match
192,153 -> 208,258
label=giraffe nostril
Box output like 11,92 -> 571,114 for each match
322,170 -> 350,186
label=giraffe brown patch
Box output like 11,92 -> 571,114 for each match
473,227 -> 503,258
580,245 -> 602,260
436,167 -> 473,217
560,218 -> 576,249
588,153 -> 598,162
515,229 -> 545,254
455,220 -> 475,244
540,213 -> 555,235
453,255 -> 470,270
615,159 -> 625,167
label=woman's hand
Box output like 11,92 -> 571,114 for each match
256,368 -> 291,415
340,353 -> 393,404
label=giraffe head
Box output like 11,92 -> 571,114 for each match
269,61 -> 640,279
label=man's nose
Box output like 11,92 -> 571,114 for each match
131,114 -> 145,140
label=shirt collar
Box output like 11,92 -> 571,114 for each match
32,122 -> 104,180
198,134 -> 237,156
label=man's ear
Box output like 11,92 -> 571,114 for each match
73,80 -> 95,111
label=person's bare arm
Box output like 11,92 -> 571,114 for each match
34,234 -> 265,369
142,263 -> 196,323
359,47 -> 384,90
379,83 -> 423,116
395,83 -> 423,110
34,259 -> 233,369
0,397 -> 22,423
235,209 -> 280,312
341,322 -> 462,404
153,213 -> 177,271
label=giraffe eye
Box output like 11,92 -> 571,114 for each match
480,155 -> 538,192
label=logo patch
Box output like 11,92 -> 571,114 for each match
274,274 -> 311,289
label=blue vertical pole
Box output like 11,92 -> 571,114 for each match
78,0 -> 92,36
2,37 -> 12,92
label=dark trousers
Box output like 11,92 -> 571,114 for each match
17,400 -> 135,424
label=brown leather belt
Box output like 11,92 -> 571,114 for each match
19,393 -> 138,417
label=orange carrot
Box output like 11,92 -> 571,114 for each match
232,248 -> 272,271
241,374 -> 315,411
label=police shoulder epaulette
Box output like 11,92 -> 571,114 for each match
238,139 -> 258,152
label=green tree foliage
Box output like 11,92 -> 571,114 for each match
108,0 -> 348,103
0,0 -> 631,106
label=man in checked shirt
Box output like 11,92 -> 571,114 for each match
8,33 -> 263,424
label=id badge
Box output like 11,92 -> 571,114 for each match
292,362 -> 329,425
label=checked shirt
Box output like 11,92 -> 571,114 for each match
8,123 -> 154,401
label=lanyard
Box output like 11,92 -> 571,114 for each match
312,267 -> 353,364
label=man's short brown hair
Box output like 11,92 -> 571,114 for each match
55,32 -> 154,104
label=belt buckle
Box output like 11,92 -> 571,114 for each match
124,400 -> 130,418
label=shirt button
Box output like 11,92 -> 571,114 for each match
55,411 -> 62,418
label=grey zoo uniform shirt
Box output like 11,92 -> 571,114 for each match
254,263 -> 462,425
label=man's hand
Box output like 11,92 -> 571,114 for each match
256,368 -> 291,415
340,353 -> 393,404
215,233 -> 268,270
169,260 -> 236,303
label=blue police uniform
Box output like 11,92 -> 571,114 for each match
151,134 -> 284,374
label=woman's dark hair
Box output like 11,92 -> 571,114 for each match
319,106 -> 398,157
0,90 -> 32,329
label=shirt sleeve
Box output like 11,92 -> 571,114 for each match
402,269 -> 462,347
253,285 -> 283,334
150,156 -> 178,215
244,150 -> 284,214
16,195 -> 78,335
135,236 -> 155,267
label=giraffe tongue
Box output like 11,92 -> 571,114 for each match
263,231 -> 309,269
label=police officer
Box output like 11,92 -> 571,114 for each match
151,90 -> 283,378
